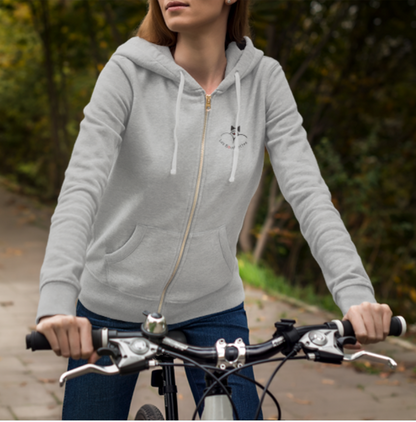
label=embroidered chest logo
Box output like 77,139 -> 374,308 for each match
218,126 -> 248,150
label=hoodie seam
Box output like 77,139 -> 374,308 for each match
333,282 -> 375,298
265,60 -> 283,117
111,56 -> 135,103
40,279 -> 80,294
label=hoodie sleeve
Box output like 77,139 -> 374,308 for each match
264,61 -> 376,315
36,56 -> 133,323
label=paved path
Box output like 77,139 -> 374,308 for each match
0,185 -> 415,420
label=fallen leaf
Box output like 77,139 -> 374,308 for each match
375,380 -> 400,386
286,392 -> 312,405
18,215 -> 36,225
0,301 -> 14,307
19,382 -> 27,387
262,294 -> 269,301
15,204 -> 29,212
379,372 -> 391,379
321,378 -> 335,385
38,378 -> 57,384
397,364 -> 406,372
2,248 -> 22,256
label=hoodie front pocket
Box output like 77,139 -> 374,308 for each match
166,226 -> 236,303
104,225 -> 180,300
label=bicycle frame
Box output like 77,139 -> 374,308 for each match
151,358 -> 180,420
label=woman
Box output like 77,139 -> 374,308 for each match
36,0 -> 393,419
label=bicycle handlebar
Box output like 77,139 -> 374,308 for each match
25,315 -> 407,422
26,316 -> 407,358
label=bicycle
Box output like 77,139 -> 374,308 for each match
26,312 -> 407,420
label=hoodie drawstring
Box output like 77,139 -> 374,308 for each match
171,71 -> 242,182
229,71 -> 241,183
171,71 -> 185,175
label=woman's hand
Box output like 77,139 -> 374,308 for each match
36,315 -> 99,364
342,302 -> 393,350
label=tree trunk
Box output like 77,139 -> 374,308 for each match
239,169 -> 265,253
83,0 -> 101,78
102,1 -> 123,46
253,177 -> 285,264
28,0 -> 63,197
286,235 -> 304,282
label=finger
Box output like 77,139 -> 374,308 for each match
344,305 -> 368,344
79,318 -> 94,360
88,352 -> 100,365
343,341 -> 362,350
37,323 -> 61,356
360,302 -> 377,344
68,320 -> 82,360
372,305 -> 385,342
381,304 -> 393,340
55,321 -> 71,358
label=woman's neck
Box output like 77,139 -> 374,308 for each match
173,31 -> 227,96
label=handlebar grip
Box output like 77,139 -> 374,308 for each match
92,329 -> 104,350
341,316 -> 407,337
26,331 -> 51,351
26,329 -> 104,352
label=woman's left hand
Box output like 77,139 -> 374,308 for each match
342,302 -> 393,350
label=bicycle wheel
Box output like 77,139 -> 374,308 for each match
134,404 -> 164,420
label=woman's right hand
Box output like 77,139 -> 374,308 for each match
36,315 -> 99,364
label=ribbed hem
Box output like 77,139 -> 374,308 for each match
36,281 -> 80,324
335,285 -> 377,316
78,266 -> 245,325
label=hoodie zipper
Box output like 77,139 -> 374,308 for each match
157,94 -> 211,314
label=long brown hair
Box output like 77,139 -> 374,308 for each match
136,1 -> 251,48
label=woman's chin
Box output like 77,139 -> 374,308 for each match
166,24 -> 198,36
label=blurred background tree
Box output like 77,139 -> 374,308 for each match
0,0 -> 415,322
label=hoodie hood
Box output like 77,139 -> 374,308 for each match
112,36 -> 264,181
112,36 -> 264,95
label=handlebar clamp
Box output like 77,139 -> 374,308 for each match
216,338 -> 246,370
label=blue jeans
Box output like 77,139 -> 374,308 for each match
62,301 -> 263,420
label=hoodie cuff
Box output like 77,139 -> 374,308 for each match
36,282 -> 79,324
335,285 -> 377,316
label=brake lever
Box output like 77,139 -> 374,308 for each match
343,350 -> 398,369
298,328 -> 398,370
59,363 -> 120,387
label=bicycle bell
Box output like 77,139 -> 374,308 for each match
142,311 -> 168,338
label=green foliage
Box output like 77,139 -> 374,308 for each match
238,253 -> 341,316
249,0 -> 416,323
0,5 -> 47,190
0,0 -> 147,197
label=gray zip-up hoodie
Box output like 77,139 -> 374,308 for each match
36,36 -> 377,324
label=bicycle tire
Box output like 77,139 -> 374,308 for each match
134,404 -> 164,420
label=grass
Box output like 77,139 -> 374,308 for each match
350,361 -> 384,375
238,253 -> 342,317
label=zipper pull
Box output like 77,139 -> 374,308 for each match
206,95 -> 211,111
